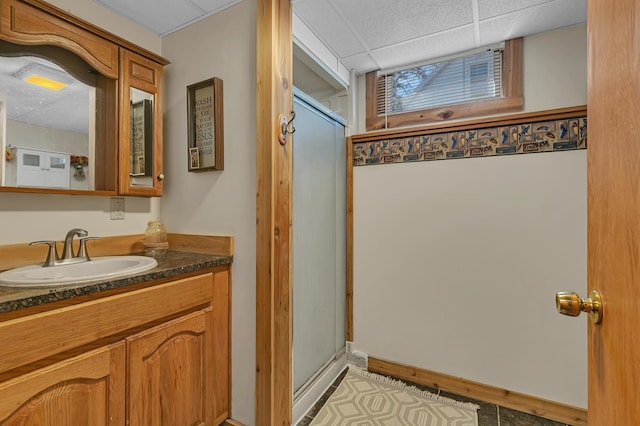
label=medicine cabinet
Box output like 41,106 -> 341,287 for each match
0,0 -> 169,196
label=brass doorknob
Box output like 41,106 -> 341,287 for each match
555,290 -> 603,324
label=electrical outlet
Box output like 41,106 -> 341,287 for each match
110,197 -> 125,220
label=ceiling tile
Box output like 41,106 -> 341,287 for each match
294,0 -> 367,58
93,0 -> 587,80
478,0 -> 586,45
331,0 -> 474,49
477,0 -> 555,20
368,25 -> 476,72
189,0 -> 242,14
341,53 -> 380,74
94,0 -> 205,34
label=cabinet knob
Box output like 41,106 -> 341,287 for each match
157,173 -> 165,181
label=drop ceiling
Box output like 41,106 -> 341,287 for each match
0,56 -> 91,133
95,0 -> 586,75
0,0 -> 587,134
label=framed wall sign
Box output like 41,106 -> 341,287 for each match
187,77 -> 224,172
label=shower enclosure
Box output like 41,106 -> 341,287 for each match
292,88 -> 347,414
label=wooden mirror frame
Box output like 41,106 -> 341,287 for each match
0,0 -> 169,196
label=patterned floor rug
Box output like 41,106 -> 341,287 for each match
309,367 -> 479,426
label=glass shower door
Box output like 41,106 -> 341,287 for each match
292,89 -> 346,395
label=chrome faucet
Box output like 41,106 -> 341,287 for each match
30,228 -> 99,267
61,228 -> 88,260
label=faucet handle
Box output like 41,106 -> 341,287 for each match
77,236 -> 101,260
29,240 -> 59,267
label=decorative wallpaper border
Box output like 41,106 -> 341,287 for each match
353,116 -> 587,166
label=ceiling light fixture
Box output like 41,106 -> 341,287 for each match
23,74 -> 67,91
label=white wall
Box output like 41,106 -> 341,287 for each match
353,23 -> 588,408
160,1 -> 256,424
7,121 -> 88,156
0,0 -> 162,245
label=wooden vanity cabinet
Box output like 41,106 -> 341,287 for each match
0,269 -> 230,426
0,342 -> 125,425
127,308 -> 213,425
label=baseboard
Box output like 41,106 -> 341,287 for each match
368,357 -> 587,426
222,419 -> 246,426
293,352 -> 348,425
345,341 -> 368,368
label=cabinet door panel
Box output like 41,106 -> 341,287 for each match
127,308 -> 213,426
0,342 -> 125,426
119,49 -> 164,196
0,0 -> 119,78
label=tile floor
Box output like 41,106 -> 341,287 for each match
296,368 -> 572,426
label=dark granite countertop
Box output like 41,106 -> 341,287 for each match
0,250 -> 232,314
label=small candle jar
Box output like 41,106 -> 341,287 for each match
143,221 -> 168,255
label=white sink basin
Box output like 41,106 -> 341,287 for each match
0,256 -> 158,287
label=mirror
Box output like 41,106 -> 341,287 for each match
129,87 -> 154,188
0,55 -> 94,190
0,41 -> 117,193
119,48 -> 163,196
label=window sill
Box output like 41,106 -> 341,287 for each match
366,96 -> 524,131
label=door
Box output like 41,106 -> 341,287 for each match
0,342 -> 125,425
15,149 -> 43,187
45,151 -> 71,188
587,0 -> 640,423
127,308 -> 213,426
292,90 -> 346,395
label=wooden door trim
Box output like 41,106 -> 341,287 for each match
586,0 -> 640,423
255,0 -> 293,425
346,136 -> 354,341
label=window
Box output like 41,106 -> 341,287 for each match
366,38 -> 523,130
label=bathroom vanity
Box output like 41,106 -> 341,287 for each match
0,236 -> 233,425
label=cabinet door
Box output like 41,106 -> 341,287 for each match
43,152 -> 71,189
119,49 -> 164,196
14,149 -> 43,187
0,342 -> 125,425
127,307 -> 214,426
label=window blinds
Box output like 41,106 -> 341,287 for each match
377,49 -> 503,116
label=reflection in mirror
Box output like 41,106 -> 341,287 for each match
129,87 -> 154,188
0,55 -> 95,190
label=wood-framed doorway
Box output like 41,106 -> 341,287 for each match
255,0 -> 293,424
255,2 -> 354,424
256,0 -> 640,424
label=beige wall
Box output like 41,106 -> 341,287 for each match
40,0 -> 161,54
160,1 -> 256,424
0,1 -> 256,422
352,24 -> 588,408
0,0 -> 589,419
0,0 -> 162,245
7,121 -> 88,157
